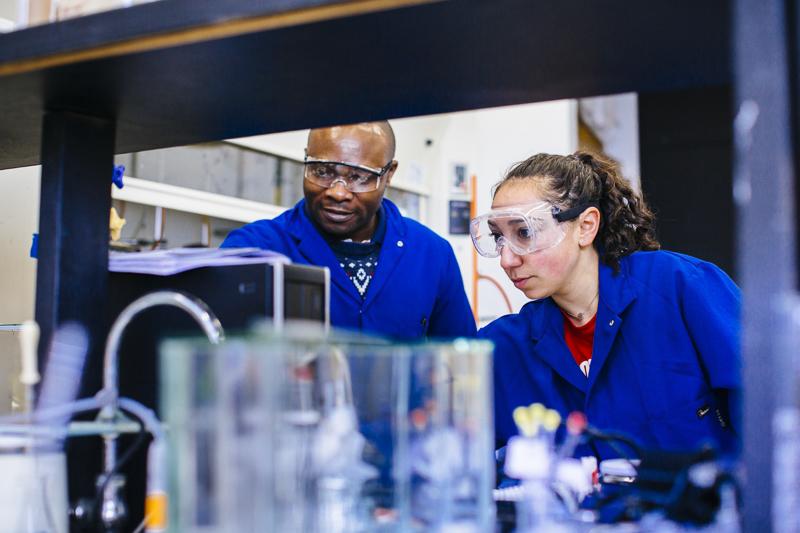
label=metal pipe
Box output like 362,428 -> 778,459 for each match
102,290 -> 223,410
97,290 -> 224,530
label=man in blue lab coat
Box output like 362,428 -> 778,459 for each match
221,121 -> 476,340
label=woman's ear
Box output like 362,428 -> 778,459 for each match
577,207 -> 601,247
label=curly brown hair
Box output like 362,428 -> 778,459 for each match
494,151 -> 660,271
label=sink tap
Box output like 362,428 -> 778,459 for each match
97,290 -> 224,530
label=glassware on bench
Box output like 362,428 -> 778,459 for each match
160,324 -> 495,532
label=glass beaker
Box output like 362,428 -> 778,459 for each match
403,339 -> 495,532
161,337 -> 281,533
0,435 -> 69,533
160,326 -> 495,533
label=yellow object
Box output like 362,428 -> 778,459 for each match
543,409 -> 561,432
109,207 -> 126,241
513,406 -> 533,437
513,403 -> 562,438
144,491 -> 168,531
529,403 -> 546,423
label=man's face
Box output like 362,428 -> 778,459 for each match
303,125 -> 396,242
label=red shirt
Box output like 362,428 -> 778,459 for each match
561,312 -> 596,377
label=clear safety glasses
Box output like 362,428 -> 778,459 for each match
303,154 -> 394,193
470,201 -> 594,258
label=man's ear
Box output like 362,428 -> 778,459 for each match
578,206 -> 601,247
383,160 -> 398,188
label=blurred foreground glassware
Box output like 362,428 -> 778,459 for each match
404,339 -> 495,532
0,436 -> 68,533
161,337 -> 277,532
160,323 -> 494,532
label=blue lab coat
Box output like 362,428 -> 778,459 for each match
480,250 -> 740,456
221,199 -> 477,340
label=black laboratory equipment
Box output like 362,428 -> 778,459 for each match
69,261 -> 329,532
107,261 -> 329,408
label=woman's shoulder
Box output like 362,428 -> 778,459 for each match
623,249 -> 730,277
621,250 -> 739,294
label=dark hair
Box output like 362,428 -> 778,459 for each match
494,151 -> 660,271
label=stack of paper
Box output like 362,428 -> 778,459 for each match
109,247 -> 290,276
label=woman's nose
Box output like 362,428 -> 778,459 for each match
499,244 -> 522,269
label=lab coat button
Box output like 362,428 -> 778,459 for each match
397,240 -> 404,247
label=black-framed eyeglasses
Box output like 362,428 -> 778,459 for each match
303,153 -> 394,193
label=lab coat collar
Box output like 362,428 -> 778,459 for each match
362,200 -> 407,310
526,257 -> 637,395
526,298 -> 590,393
288,200 -> 360,303
287,199 -> 408,305
586,259 -> 637,394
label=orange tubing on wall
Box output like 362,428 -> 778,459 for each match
470,175 -> 513,324
470,175 -> 479,323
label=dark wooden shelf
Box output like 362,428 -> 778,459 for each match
0,0 -> 729,170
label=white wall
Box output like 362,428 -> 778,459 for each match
0,165 -> 38,412
0,0 -> 20,26
579,93 -> 641,190
0,165 -> 39,324
230,130 -> 307,162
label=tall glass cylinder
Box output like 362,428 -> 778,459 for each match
160,325 -> 494,532
403,339 -> 495,531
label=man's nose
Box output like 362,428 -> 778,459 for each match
326,178 -> 353,200
499,243 -> 522,269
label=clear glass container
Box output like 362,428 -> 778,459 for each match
160,324 -> 494,532
160,337 -> 280,532
404,340 -> 495,531
0,436 -> 69,533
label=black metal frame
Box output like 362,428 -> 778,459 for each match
736,0 -> 800,530
35,111 -> 115,373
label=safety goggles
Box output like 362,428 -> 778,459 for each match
303,154 -> 394,193
470,201 -> 594,258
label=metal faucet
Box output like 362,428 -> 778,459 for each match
97,290 -> 224,530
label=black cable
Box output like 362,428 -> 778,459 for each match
93,406 -> 149,529
582,426 -> 643,478
584,427 -> 643,458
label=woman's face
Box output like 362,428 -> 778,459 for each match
491,181 -> 581,300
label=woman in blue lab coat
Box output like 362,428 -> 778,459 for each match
472,151 -> 740,457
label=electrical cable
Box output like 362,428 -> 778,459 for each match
582,426 -> 643,475
131,517 -> 148,533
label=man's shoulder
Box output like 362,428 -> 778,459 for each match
237,210 -> 294,235
382,200 -> 448,246
402,216 -> 448,243
220,205 -> 298,249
